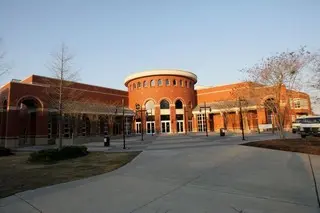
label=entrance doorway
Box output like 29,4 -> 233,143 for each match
188,120 -> 192,132
161,121 -> 170,133
146,121 -> 155,134
136,122 -> 141,134
177,121 -> 184,133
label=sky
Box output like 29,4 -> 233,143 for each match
1,0 -> 320,112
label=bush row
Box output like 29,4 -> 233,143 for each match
0,147 -> 14,156
28,146 -> 88,163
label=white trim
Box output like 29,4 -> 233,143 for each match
160,109 -> 170,115
192,106 -> 257,114
124,69 -> 198,85
196,89 -> 232,96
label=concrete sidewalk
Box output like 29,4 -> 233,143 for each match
1,134 -> 318,213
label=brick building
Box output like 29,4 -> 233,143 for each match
0,69 -> 312,148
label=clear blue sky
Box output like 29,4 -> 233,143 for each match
1,0 -> 320,92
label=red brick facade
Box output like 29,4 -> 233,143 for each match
0,70 -> 313,148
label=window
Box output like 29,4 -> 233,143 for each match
158,79 -> 162,86
129,85 -> 132,91
175,99 -> 183,109
180,80 -> 183,87
173,79 -> 177,86
197,114 -> 206,132
160,99 -> 170,109
137,82 -> 141,88
166,79 -> 170,86
150,80 -> 155,87
143,81 -> 147,87
189,82 -> 192,88
186,81 -> 189,88
133,83 -> 136,89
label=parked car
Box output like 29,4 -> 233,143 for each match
292,117 -> 306,133
299,116 -> 320,138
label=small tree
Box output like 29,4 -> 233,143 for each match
241,47 -> 314,139
46,43 -> 81,148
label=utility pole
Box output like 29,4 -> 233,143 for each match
122,99 -> 126,149
199,102 -> 211,137
239,98 -> 245,141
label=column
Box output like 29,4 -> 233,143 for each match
170,104 -> 176,133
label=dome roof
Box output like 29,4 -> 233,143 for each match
124,69 -> 197,86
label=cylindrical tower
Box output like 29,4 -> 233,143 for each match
124,69 -> 197,134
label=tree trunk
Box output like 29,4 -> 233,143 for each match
58,112 -> 63,148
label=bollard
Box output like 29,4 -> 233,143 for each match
104,132 -> 110,147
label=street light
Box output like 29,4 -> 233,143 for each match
122,99 -> 126,149
135,103 -> 147,141
199,102 -> 212,137
238,98 -> 246,141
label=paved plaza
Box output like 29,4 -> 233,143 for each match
1,133 -> 320,213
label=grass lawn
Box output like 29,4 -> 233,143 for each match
0,151 -> 140,198
242,137 -> 320,155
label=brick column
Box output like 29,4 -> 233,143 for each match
170,105 -> 176,133
155,106 -> 160,134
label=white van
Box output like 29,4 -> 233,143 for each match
292,116 -> 307,133
299,116 -> 320,138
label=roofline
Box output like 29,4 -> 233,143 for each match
124,69 -> 198,86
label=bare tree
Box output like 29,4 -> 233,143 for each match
0,39 -> 9,76
309,51 -> 320,104
241,47 -> 314,139
46,43 -> 81,148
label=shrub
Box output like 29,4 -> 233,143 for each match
0,147 -> 14,157
28,146 -> 88,163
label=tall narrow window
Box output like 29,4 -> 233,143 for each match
180,80 -> 183,87
158,79 -> 162,86
166,79 -> 170,86
150,80 -> 155,87
143,80 -> 147,87
185,80 -> 188,88
137,82 -> 141,88
173,79 -> 177,86
133,83 -> 136,89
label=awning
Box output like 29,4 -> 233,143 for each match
50,101 -> 135,116
192,99 -> 257,113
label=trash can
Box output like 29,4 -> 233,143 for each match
220,128 -> 225,136
104,133 -> 110,147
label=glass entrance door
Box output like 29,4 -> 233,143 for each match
136,122 -> 141,134
146,121 -> 155,134
161,121 -> 170,133
177,121 -> 184,133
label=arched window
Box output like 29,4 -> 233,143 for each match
129,85 -> 132,91
185,80 -> 188,88
150,80 -> 155,87
160,99 -> 170,109
173,79 -> 177,86
158,79 -> 162,86
189,82 -> 192,88
175,99 -> 183,109
180,80 -> 183,87
264,98 -> 276,124
146,100 -> 154,112
143,80 -> 147,87
133,83 -> 136,89
137,82 -> 141,88
166,79 -> 170,86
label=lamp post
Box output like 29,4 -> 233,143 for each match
238,98 -> 245,141
122,99 -> 126,149
184,106 -> 188,135
150,108 -> 154,136
199,102 -> 212,137
135,104 -> 147,141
